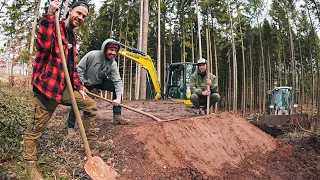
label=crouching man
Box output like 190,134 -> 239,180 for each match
67,39 -> 130,135
190,58 -> 220,115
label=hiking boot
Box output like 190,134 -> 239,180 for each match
67,128 -> 77,137
26,161 -> 43,180
193,108 -> 201,115
113,115 -> 130,125
210,106 -> 216,114
89,139 -> 114,155
200,108 -> 206,115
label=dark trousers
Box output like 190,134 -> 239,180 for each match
67,78 -> 121,128
190,93 -> 220,109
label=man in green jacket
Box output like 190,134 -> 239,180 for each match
190,58 -> 220,115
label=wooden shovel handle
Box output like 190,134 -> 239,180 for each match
206,28 -> 210,115
54,12 -> 92,160
87,92 -> 163,122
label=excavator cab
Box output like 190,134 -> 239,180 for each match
267,87 -> 294,115
117,45 -> 198,105
165,62 -> 197,105
258,86 -> 302,125
253,86 -> 310,137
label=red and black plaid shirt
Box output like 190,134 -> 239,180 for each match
32,14 -> 83,103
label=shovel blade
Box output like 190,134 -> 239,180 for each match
84,156 -> 117,180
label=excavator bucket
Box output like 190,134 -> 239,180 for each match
258,114 -> 309,126
252,114 -> 310,137
258,115 -> 292,125
252,86 -> 311,137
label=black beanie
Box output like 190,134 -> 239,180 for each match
66,1 -> 90,18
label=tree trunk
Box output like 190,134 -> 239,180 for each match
298,40 -> 303,112
139,0 -> 149,99
301,64 -> 304,113
225,72 -> 228,111
62,0 -> 70,18
170,38 -> 173,64
312,54 -> 315,114
268,48 -> 272,90
27,0 -> 41,84
110,0 -> 116,38
259,60 -> 262,113
130,59 -> 133,101
182,29 -> 186,62
129,33 -> 134,101
191,21 -> 195,63
228,54 -> 232,112
239,22 -> 246,115
169,25 -> 173,64
250,45 -> 253,112
117,22 -> 123,69
277,48 -> 281,86
157,0 -> 161,82
196,0 -> 202,60
288,17 -> 295,104
163,42 -> 166,93
29,0 -> 40,57
259,24 -> 266,114
228,1 -> 237,112
307,5 -> 320,114
122,11 -> 130,100
135,0 -> 144,100
283,43 -> 287,85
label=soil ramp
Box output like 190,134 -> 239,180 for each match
108,111 -> 277,178
52,100 -> 318,179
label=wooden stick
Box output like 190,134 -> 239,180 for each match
86,92 -> 163,122
206,28 -> 210,115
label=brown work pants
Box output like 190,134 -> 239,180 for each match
23,88 -> 97,161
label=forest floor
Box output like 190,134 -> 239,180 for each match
1,84 -> 320,179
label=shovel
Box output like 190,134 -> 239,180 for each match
87,92 -> 162,122
87,92 -> 185,122
54,11 -> 117,180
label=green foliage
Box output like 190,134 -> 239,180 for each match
0,87 -> 32,161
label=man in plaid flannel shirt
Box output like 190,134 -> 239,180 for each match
23,1 -> 112,179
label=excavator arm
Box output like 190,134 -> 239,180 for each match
118,49 -> 162,100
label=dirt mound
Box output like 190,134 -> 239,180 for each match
216,136 -> 320,180
51,99 -> 319,179
90,100 -> 276,178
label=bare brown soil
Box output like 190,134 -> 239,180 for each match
51,99 -> 319,179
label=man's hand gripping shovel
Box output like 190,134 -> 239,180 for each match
53,2 -> 117,179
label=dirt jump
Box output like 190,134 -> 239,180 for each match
51,99 -> 319,179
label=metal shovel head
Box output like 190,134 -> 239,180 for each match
84,156 -> 117,180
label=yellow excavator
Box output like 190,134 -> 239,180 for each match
118,46 -> 197,105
